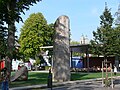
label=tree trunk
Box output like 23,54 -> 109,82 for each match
7,21 -> 15,80
7,0 -> 16,81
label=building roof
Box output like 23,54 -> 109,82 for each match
40,44 -> 90,53
70,44 -> 89,53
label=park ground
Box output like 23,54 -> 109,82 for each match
9,71 -> 120,90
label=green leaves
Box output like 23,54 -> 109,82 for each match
91,4 -> 120,57
90,5 -> 114,57
0,0 -> 42,57
19,13 -> 54,60
110,26 -> 120,56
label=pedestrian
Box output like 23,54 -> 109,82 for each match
1,68 -> 9,90
114,65 -> 117,75
28,61 -> 32,70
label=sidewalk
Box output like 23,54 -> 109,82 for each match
9,79 -> 100,90
10,76 -> 120,90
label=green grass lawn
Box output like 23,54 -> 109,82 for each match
10,71 -> 120,88
10,72 -> 49,88
71,72 -> 120,80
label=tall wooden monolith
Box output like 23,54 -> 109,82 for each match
53,15 -> 70,82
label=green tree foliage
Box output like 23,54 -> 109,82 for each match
0,0 -> 42,80
90,5 -> 114,57
110,26 -> 120,56
0,0 -> 42,58
0,1 -> 8,58
113,4 -> 120,56
19,13 -> 55,61
0,21 -> 7,58
90,5 -> 115,86
0,0 -> 42,23
70,40 -> 80,45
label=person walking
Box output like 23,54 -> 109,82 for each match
1,68 -> 9,90
114,65 -> 117,75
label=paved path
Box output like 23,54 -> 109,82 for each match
10,76 -> 120,90
51,80 -> 120,90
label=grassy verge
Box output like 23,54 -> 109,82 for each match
71,72 -> 120,80
10,71 -> 120,88
10,72 -> 49,88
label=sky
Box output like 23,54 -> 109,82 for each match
16,0 -> 119,42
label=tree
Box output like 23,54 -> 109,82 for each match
0,21 -> 7,58
90,4 -> 114,87
110,26 -> 120,56
6,0 -> 42,58
70,40 -> 80,45
90,5 -> 114,58
19,13 -> 55,61
113,3 -> 120,57
0,0 -> 42,80
0,1 -> 8,58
